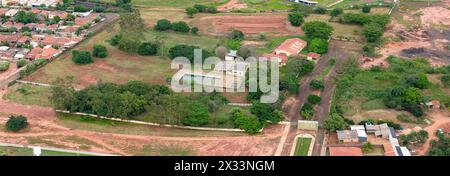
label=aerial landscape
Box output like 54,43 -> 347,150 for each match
0,0 -> 448,157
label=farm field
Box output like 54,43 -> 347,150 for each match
294,137 -> 311,156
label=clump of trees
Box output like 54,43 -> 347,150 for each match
154,19 -> 195,33
230,108 -> 262,134
399,130 -> 428,147
300,103 -> 314,120
168,44 -> 212,62
280,59 -> 315,93
330,8 -> 343,17
117,8 -> 145,53
72,50 -> 93,64
324,113 -> 347,131
362,5 -> 371,13
14,11 -> 38,24
171,21 -> 191,33
0,61 -> 10,71
307,95 -> 322,105
185,4 -> 218,17
428,132 -> 450,156
154,19 -> 172,31
5,115 -> 28,132
302,21 -> 334,40
288,12 -> 304,26
307,38 -> 329,54
16,59 -> 27,68
310,79 -> 325,90
138,42 -> 159,56
340,13 -> 390,43
92,44 -> 108,58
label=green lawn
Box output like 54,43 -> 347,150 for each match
0,146 -> 91,156
3,84 -> 52,107
294,137 -> 312,156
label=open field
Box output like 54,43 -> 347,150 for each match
102,0 -> 229,8
3,84 -> 52,107
294,137 -> 311,156
0,146 -> 92,156
192,13 -> 303,37
305,14 -> 364,41
345,7 -> 391,14
241,0 -> 293,10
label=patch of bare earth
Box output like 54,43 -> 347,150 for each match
0,100 -> 283,156
217,0 -> 248,12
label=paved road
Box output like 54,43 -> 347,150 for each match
0,142 -> 118,156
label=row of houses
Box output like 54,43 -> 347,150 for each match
1,0 -> 63,7
332,123 -> 411,156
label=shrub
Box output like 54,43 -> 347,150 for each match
137,42 -> 159,56
288,12 -> 304,26
224,39 -> 241,50
313,7 -> 327,14
208,6 -> 218,13
363,23 -> 384,42
110,34 -> 123,46
310,79 -> 325,89
185,7 -> 199,18
330,8 -> 343,17
259,32 -> 266,40
307,95 -> 322,104
182,101 -> 210,126
324,113 -> 347,131
154,19 -> 171,31
171,21 -> 190,33
363,43 -> 376,56
234,115 -> 262,134
92,44 -> 108,58
361,142 -> 374,153
300,103 -> 314,120
0,61 -> 10,71
74,5 -> 91,12
16,59 -> 27,68
6,115 -> 28,132
72,50 -> 93,65
193,4 -> 208,12
229,30 -> 244,40
307,38 -> 329,54
362,5 -> 371,13
168,44 -> 212,62
302,21 -> 334,39
441,74 -> 450,87
191,27 -> 199,34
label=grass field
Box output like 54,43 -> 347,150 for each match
3,84 -> 52,107
345,7 -> 391,14
102,0 -> 228,8
305,14 -> 364,41
242,0 -> 294,10
0,146 -> 91,156
56,113 -> 244,137
294,137 -> 312,156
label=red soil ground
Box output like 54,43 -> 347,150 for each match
194,15 -> 303,37
217,0 -> 248,12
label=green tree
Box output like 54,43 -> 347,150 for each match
118,8 -> 145,53
193,4 -> 208,12
234,115 -> 263,134
182,101 -> 210,126
14,11 -> 38,24
0,61 -> 10,71
310,79 -> 325,89
363,23 -> 384,42
168,44 -> 212,62
307,95 -> 322,104
404,87 -> 422,105
330,8 -> 343,17
16,59 -> 27,68
361,142 -> 374,153
191,27 -> 199,34
441,74 -> 450,87
300,103 -> 314,120
405,74 -> 430,89
229,30 -> 244,40
137,42 -> 159,56
92,44 -> 108,58
307,38 -> 329,54
324,113 -> 347,131
171,21 -> 190,33
186,7 -> 199,18
288,12 -> 304,26
5,115 -> 28,132
313,7 -> 327,14
72,50 -> 93,64
155,19 -> 171,31
302,21 -> 334,39
362,5 -> 371,13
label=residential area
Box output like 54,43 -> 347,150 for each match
0,0 -> 448,157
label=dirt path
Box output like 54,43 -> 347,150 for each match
416,110 -> 450,155
217,0 -> 248,12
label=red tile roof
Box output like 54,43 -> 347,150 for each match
274,38 -> 307,56
0,9 -> 8,15
36,47 -> 58,60
260,53 -> 288,66
18,36 -> 30,43
383,143 -> 396,156
307,52 -> 321,59
26,47 -> 43,59
329,147 -> 363,156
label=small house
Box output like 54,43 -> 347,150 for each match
306,52 -> 321,63
214,60 -> 249,77
337,130 -> 359,143
225,50 -> 238,61
425,100 -> 441,109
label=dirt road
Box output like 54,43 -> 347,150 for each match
416,110 -> 450,155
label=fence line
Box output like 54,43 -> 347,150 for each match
55,110 -> 248,132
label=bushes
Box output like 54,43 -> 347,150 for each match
310,79 -> 325,90
168,44 -> 212,62
5,115 -> 28,132
72,50 -> 93,65
324,113 -> 347,132
229,30 -> 245,40
330,8 -> 343,17
441,74 -> 450,87
302,21 -> 334,39
154,19 -> 172,31
110,34 -> 123,46
191,27 -> 199,34
185,7 -> 199,18
19,59 -> 47,78
0,61 -> 10,71
171,21 -> 191,33
92,44 -> 108,58
300,103 -> 314,120
399,130 -> 428,146
137,42 -> 159,56
16,59 -> 27,68
182,101 -> 210,126
230,108 -> 262,134
363,23 -> 384,42
362,5 -> 371,13
313,7 -> 327,14
307,95 -> 322,105
288,12 -> 304,26
307,38 -> 329,54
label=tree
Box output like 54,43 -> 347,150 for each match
234,115 -> 263,134
72,50 -> 93,64
310,79 -> 325,89
361,142 -> 374,153
288,12 -> 304,26
0,61 -> 10,71
191,27 -> 199,34
441,74 -> 450,87
92,44 -> 108,58
307,38 -> 329,54
186,7 -> 199,18
6,115 -> 29,132
193,4 -> 208,12
137,42 -> 159,56
300,103 -> 314,120
405,74 -> 430,89
362,5 -> 371,13
155,19 -> 171,31
182,101 -> 210,126
302,21 -> 334,39
307,95 -> 322,104
404,87 -> 422,105
14,11 -> 38,24
324,113 -> 347,131
74,5 -> 91,12
171,21 -> 190,33
65,14 -> 76,21
363,23 -> 384,42
313,7 -> 327,14
208,6 -> 218,13
229,30 -> 244,40
168,44 -> 212,62
250,102 -> 274,123
118,8 -> 145,52
16,59 -> 27,68
215,46 -> 228,59
110,34 -> 123,46
330,8 -> 343,17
